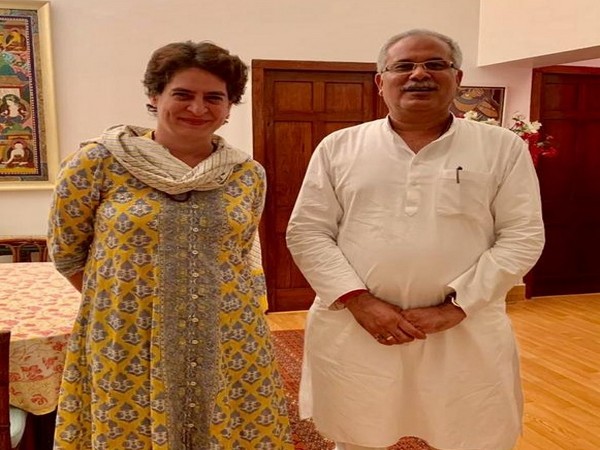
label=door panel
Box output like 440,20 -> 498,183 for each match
324,83 -> 367,112
274,82 -> 313,111
252,60 -> 385,311
272,122 -> 313,203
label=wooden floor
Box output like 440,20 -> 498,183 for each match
266,294 -> 600,450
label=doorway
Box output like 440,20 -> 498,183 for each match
528,65 -> 600,296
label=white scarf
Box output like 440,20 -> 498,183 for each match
87,124 -> 250,195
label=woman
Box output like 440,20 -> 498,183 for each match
48,41 -> 293,449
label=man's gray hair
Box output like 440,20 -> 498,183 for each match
376,29 -> 463,73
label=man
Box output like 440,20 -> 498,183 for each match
286,29 -> 545,450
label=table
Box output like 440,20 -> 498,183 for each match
0,262 -> 80,415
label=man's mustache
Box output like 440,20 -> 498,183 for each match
402,83 -> 438,91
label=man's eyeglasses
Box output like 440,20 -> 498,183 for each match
382,59 -> 456,74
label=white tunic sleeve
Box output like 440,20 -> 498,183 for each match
286,140 -> 366,306
447,140 -> 545,315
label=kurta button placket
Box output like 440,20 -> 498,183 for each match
191,250 -> 199,255
404,160 -> 423,215
192,227 -> 199,232
405,179 -> 420,215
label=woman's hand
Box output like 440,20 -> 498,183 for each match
67,271 -> 83,292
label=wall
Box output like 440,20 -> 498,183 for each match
479,0 -> 600,66
563,58 -> 600,67
0,0 -> 547,235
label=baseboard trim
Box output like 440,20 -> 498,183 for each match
506,284 -> 526,303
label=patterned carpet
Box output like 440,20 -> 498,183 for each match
271,329 -> 433,450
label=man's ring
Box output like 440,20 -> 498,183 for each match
385,335 -> 394,341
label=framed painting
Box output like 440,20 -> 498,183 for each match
0,1 -> 58,191
451,86 -> 506,125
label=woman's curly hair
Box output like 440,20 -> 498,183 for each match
143,41 -> 248,112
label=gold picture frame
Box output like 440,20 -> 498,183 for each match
0,1 -> 58,191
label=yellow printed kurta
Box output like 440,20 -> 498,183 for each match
49,142 -> 292,449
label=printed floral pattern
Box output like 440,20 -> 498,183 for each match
0,262 -> 81,414
48,145 -> 292,449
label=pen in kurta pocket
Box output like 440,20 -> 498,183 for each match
456,166 -> 463,183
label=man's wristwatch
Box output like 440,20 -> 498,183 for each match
330,289 -> 369,310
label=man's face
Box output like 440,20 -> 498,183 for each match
375,34 -> 463,119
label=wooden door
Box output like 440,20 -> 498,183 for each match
528,66 -> 600,296
252,60 -> 386,312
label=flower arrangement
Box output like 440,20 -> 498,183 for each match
463,111 -> 558,166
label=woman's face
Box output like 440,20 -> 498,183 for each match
149,67 -> 232,145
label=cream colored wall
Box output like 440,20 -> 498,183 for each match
563,58 -> 600,67
0,0 -> 588,235
479,0 -> 600,66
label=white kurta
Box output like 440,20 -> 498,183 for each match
286,118 -> 545,450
